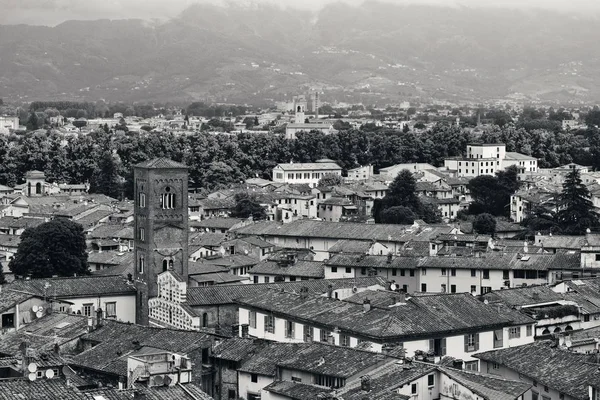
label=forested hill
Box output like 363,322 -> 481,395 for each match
0,124 -> 598,197
1,2 -> 600,103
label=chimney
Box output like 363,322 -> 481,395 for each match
241,324 -> 249,338
452,359 -> 463,370
118,376 -> 126,391
96,308 -> 103,328
398,292 -> 406,304
363,299 -> 371,313
327,284 -> 333,299
127,273 -> 133,283
360,375 -> 371,392
53,343 -> 60,354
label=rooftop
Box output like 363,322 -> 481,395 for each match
185,277 -> 386,306
134,158 -> 188,169
7,275 -> 137,298
275,162 -> 341,171
250,260 -> 325,278
481,285 -> 563,307
474,340 -> 598,400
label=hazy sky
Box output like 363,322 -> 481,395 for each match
2,0 -> 600,26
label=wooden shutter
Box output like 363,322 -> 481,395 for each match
429,339 -> 435,353
441,338 -> 447,356
474,333 -> 480,351
464,335 -> 469,353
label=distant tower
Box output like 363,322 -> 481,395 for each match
314,92 -> 320,119
133,158 -> 189,325
477,111 -> 481,127
294,95 -> 307,124
25,170 -> 46,197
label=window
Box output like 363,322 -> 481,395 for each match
410,270 -> 415,277
483,269 -> 490,279
253,276 -> 259,284
470,285 -> 477,293
105,302 -> 116,318
249,311 -> 257,328
139,227 -> 145,242
451,268 -> 456,277
346,267 -> 352,274
341,334 -> 350,347
392,269 -> 397,276
471,269 -> 477,277
526,325 -> 533,336
138,255 -> 145,273
303,325 -> 312,342
428,374 -> 435,387
451,285 -> 456,293
441,284 -> 447,293
493,329 -> 503,348
421,283 -> 427,292
596,254 -> 600,262
331,266 -> 337,273
139,192 -> 146,208
248,394 -> 261,400
584,314 -> 591,322
411,383 -> 417,394
441,268 -> 446,276
228,389 -> 236,399
509,326 -> 521,339
285,320 -> 294,338
264,315 -> 275,333
464,333 -> 479,352
264,277 -> 270,283
82,303 -> 93,317
422,268 -> 427,276
1,313 -> 15,329
320,329 -> 331,342
503,270 -> 509,280
464,361 -> 478,371
532,391 -> 539,400
251,373 -> 258,383
292,376 -> 302,382
160,186 -> 176,209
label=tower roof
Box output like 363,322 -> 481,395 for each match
25,170 -> 46,179
134,158 -> 188,169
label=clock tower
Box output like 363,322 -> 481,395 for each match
133,158 -> 189,325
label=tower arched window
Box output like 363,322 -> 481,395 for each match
35,182 -> 42,194
161,186 -> 175,209
138,255 -> 145,273
162,258 -> 174,272
202,313 -> 208,328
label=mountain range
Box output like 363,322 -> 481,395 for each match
1,2 -> 599,104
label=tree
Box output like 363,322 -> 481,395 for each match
318,173 -> 343,187
386,170 -> 421,211
585,110 -> 600,127
9,219 -> 89,278
380,206 -> 416,224
467,166 -> 519,216
473,213 -> 497,235
230,192 -> 267,221
26,112 -> 39,131
90,150 -> 123,199
72,119 -> 87,129
556,169 -> 600,234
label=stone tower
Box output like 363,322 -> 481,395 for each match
25,170 -> 46,197
133,158 -> 189,325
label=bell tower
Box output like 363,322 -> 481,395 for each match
133,158 -> 189,325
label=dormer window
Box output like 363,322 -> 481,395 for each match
161,186 -> 176,209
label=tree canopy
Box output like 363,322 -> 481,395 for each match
473,213 -> 497,235
318,173 -> 343,187
375,170 -> 441,224
230,192 -> 268,221
556,169 -> 600,234
9,219 -> 89,278
467,166 -> 519,216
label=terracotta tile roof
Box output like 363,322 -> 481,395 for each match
191,272 -> 247,284
211,337 -> 258,362
0,290 -> 34,313
0,216 -> 44,230
236,340 -> 387,377
7,275 -> 136,298
187,261 -> 229,276
233,220 -> 453,243
185,277 -> 387,306
250,260 -> 324,278
263,380 -> 332,400
236,291 -> 523,341
0,378 -> 82,400
328,239 -> 378,254
439,366 -> 531,400
193,218 -> 244,230
72,320 -> 213,377
474,340 -> 598,400
481,286 -> 563,307
134,158 -> 187,169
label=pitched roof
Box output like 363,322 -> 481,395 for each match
474,340 -> 598,400
534,235 -> 585,250
250,260 -> 325,278
328,239 -> 381,254
0,378 -> 82,400
134,158 -> 187,169
233,220 -> 453,243
0,290 -> 34,313
481,285 -> 563,307
236,340 -> 387,377
72,320 -> 213,377
275,162 -> 341,171
79,383 -> 213,400
235,291 -> 525,341
193,218 -> 244,230
439,366 -> 531,400
263,380 -> 332,400
7,275 -> 136,298
185,277 -> 386,306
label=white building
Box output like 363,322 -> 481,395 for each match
272,161 -> 342,188
0,116 -> 19,134
444,144 -> 537,178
